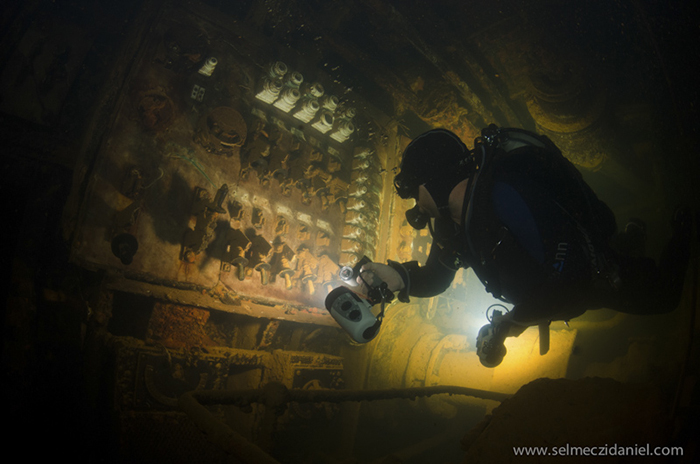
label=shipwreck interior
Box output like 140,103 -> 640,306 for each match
2,0 -> 700,462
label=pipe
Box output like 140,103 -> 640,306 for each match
190,383 -> 511,406
179,382 -> 512,463
289,384 -> 511,403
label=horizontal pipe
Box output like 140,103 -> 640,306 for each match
181,382 -> 511,464
190,382 -> 511,406
285,385 -> 511,403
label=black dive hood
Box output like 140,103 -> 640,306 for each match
394,129 -> 474,229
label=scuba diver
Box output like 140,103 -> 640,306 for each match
358,125 -> 693,367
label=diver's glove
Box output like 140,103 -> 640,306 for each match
357,261 -> 410,302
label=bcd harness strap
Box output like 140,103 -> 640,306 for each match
453,126 -> 619,302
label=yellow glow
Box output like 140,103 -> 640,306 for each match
491,328 -> 577,393
434,328 -> 576,402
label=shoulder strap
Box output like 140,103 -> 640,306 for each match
462,126 -> 570,301
463,126 -> 617,301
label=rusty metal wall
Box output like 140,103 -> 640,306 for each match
70,2 -> 390,324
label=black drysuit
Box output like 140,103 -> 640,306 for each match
397,134 -> 691,326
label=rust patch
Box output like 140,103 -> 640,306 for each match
147,302 -> 217,349
137,91 -> 174,131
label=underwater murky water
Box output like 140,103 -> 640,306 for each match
3,0 -> 699,463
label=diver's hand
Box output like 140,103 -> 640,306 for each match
356,262 -> 405,296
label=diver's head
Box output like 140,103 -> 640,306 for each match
394,129 -> 473,229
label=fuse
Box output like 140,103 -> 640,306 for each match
256,77 -> 283,104
312,110 -> 334,134
273,87 -> 301,112
293,98 -> 320,123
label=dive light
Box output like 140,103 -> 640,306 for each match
475,305 -> 509,368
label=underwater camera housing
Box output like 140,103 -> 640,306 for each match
325,256 -> 394,343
